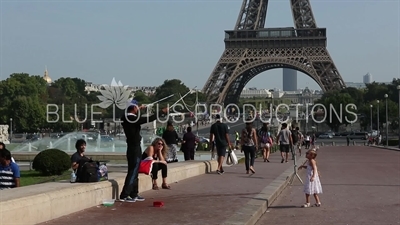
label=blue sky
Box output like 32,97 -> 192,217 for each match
1,0 -> 399,91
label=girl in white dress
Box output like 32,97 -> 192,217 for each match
299,149 -> 322,207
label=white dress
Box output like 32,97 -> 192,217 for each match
303,163 -> 323,195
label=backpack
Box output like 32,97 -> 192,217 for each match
259,129 -> 270,144
77,160 -> 99,183
291,130 -> 299,143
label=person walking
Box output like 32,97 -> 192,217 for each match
119,99 -> 168,202
258,122 -> 272,162
276,123 -> 292,163
241,122 -> 258,174
182,126 -> 197,160
290,126 -> 301,159
209,114 -> 232,174
162,121 -> 180,163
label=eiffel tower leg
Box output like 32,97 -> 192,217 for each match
307,48 -> 345,91
203,49 -> 245,104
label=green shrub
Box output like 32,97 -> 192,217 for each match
197,143 -> 205,151
32,149 -> 70,176
271,145 -> 279,153
388,139 -> 399,146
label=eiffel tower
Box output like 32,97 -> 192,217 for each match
202,0 -> 346,104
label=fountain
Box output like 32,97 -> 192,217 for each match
67,137 -> 71,151
10,130 -> 221,162
96,133 -> 101,152
12,131 -> 159,153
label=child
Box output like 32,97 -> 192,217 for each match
299,149 -> 322,207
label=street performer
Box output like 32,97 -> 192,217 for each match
119,99 -> 168,202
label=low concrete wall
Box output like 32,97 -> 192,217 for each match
0,160 -> 218,225
12,152 -> 128,162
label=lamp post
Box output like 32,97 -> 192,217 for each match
370,105 -> 373,132
377,100 -> 380,136
384,94 -> 388,147
9,118 -> 13,143
397,85 -> 400,149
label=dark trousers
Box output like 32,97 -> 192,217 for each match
242,145 -> 256,171
151,162 -> 168,180
305,141 -> 310,149
184,148 -> 195,160
120,145 -> 141,199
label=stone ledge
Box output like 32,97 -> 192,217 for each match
369,145 -> 400,152
0,160 -> 218,225
221,160 -> 305,225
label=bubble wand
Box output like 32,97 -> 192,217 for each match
146,94 -> 175,107
143,94 -> 175,114
169,86 -> 197,109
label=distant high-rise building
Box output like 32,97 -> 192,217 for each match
363,72 -> 372,84
283,68 -> 297,91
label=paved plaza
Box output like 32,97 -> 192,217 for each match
39,152 -> 294,225
36,146 -> 399,225
256,146 -> 400,225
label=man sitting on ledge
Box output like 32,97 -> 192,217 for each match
71,139 -> 108,182
0,142 -> 15,163
0,149 -> 20,189
71,139 -> 89,170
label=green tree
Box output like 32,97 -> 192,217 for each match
316,91 -> 356,132
153,79 -> 191,105
10,96 -> 46,132
358,79 -> 399,131
0,73 -> 48,131
52,77 -> 78,98
153,79 -> 200,111
363,82 -> 389,103
133,90 -> 152,104
340,87 -> 364,107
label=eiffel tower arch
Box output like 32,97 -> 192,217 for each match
202,0 -> 346,104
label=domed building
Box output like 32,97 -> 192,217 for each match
43,66 -> 52,84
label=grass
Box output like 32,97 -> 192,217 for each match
7,143 -> 19,151
20,170 -> 70,187
238,157 -> 245,164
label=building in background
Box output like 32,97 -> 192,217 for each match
84,82 -> 156,96
43,66 -> 52,84
282,68 -> 297,91
240,88 -> 272,98
345,82 -> 366,89
363,72 -> 372,84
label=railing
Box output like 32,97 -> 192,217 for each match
225,28 -> 327,40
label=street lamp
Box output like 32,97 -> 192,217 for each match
370,105 -> 373,132
397,85 -> 400,149
9,118 -> 13,143
384,94 -> 388,147
377,100 -> 380,136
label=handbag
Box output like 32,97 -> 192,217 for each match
226,150 -> 238,165
138,157 -> 154,175
268,137 -> 274,146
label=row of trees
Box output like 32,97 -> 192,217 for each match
0,73 -> 205,133
317,79 -> 400,132
0,72 -> 398,133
